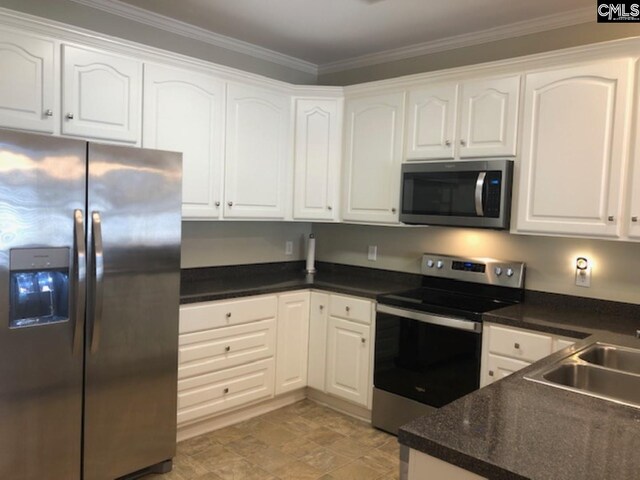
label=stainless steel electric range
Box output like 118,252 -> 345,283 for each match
372,253 -> 525,435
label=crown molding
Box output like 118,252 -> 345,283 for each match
318,7 -> 594,75
67,0 -> 318,75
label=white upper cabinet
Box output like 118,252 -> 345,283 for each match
0,29 -> 56,134
629,88 -> 640,240
406,84 -> 457,160
143,64 -> 225,220
224,83 -> 291,219
405,76 -> 519,161
62,44 -> 141,143
342,92 -> 405,224
293,97 -> 343,221
458,75 -> 520,158
514,59 -> 633,238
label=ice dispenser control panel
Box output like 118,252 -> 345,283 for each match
9,248 -> 70,328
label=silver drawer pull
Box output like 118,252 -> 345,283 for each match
345,306 -> 350,313
225,346 -> 230,352
514,342 -> 520,349
489,370 -> 494,377
223,387 -> 229,394
226,312 -> 231,318
632,216 -> 638,223
66,112 -> 74,120
608,215 -> 615,222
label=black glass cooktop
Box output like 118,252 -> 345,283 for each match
377,287 -> 517,322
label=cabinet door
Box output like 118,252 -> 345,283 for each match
293,98 -> 342,221
307,292 -> 329,391
484,354 -> 530,386
405,84 -> 457,160
275,292 -> 310,395
342,92 -> 405,224
515,60 -> 632,238
143,64 -> 225,219
62,45 -> 141,143
458,76 -> 520,157
326,316 -> 370,407
0,30 -> 56,133
629,88 -> 640,240
224,83 -> 291,219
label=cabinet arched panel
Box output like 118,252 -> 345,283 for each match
62,45 -> 141,143
515,60 -> 632,238
406,85 -> 456,160
0,31 -> 55,133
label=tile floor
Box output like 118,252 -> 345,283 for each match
147,399 -> 400,480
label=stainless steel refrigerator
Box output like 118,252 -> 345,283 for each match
0,129 -> 182,480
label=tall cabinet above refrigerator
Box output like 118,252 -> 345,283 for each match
0,129 -> 182,480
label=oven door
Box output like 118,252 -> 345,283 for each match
400,159 -> 513,229
374,304 -> 482,409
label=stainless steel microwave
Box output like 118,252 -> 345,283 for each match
399,159 -> 513,229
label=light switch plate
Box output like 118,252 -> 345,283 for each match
368,245 -> 377,261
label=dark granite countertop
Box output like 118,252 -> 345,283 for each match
399,332 -> 640,480
180,261 -> 421,304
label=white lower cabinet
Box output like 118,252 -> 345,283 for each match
408,449 -> 486,480
307,292 -> 329,391
481,323 -> 578,387
275,291 -> 310,395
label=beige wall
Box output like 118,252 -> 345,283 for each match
313,223 -> 640,304
0,0 -> 316,84
318,23 -> 640,85
181,222 -> 312,268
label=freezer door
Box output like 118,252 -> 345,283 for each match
0,130 -> 86,480
84,143 -> 181,480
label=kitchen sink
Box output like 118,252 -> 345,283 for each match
526,342 -> 640,409
578,343 -> 640,375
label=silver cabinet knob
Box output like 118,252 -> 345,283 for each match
445,140 -> 451,146
361,338 -> 366,344
319,305 -> 324,311
391,208 -> 397,213
327,206 -> 332,211
345,306 -> 350,313
223,387 -> 229,394
489,370 -> 494,377
632,216 -> 638,223
226,312 -> 231,318
44,109 -> 53,117
460,139 -> 466,146
225,345 -> 231,352
227,201 -> 233,207
215,201 -> 220,207
514,343 -> 520,349
66,113 -> 74,120
608,215 -> 615,222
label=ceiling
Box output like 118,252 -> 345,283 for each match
104,0 -> 593,70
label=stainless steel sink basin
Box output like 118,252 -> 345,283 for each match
578,343 -> 640,375
526,342 -> 640,409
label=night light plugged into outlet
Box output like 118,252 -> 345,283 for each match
575,256 -> 591,288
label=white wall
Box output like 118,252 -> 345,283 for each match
313,223 -> 640,304
181,222 -> 312,268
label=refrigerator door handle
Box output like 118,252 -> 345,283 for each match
73,209 -> 86,355
90,211 -> 105,354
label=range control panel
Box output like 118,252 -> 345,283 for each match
421,253 -> 525,288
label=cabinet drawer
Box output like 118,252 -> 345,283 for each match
177,358 -> 275,425
329,294 -> 372,324
485,353 -> 530,385
488,325 -> 553,362
179,295 -> 277,333
178,318 -> 276,379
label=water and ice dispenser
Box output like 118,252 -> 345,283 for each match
9,248 -> 70,328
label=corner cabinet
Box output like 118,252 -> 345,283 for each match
405,76 -> 519,161
514,59 -> 633,238
293,97 -> 343,221
62,44 -> 141,143
275,291 -> 310,395
224,83 -> 291,219
342,92 -> 405,224
143,63 -> 225,220
0,29 -> 56,134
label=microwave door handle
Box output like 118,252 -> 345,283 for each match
475,172 -> 486,216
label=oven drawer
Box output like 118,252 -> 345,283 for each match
488,325 -> 553,362
329,294 -> 372,324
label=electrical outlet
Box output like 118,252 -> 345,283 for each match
575,262 -> 591,288
368,245 -> 377,261
285,241 -> 293,256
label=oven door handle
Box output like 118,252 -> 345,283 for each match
376,304 -> 482,333
475,172 -> 486,217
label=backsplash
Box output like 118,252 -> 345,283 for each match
312,223 -> 640,305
